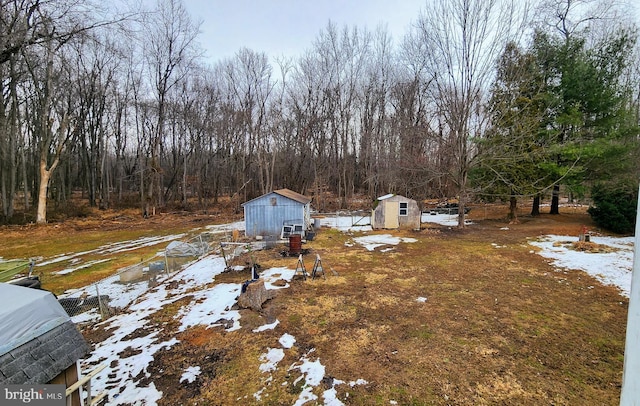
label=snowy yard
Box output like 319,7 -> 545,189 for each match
73,214 -> 635,405
80,253 -> 369,405
529,234 -> 634,297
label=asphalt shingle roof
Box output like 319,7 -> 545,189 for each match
0,320 -> 89,384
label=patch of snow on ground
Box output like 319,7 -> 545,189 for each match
259,348 -> 285,373
37,252 -> 91,267
111,383 -> 163,406
97,234 -> 185,254
38,234 -> 185,267
254,333 -> 367,406
61,273 -> 152,310
55,259 -> 112,275
350,378 -> 369,386
206,220 -> 245,232
177,283 -> 242,332
353,234 -> 418,251
323,386 -> 344,406
82,254 -> 232,405
317,215 -> 372,232
279,333 -> 296,349
84,305 -> 179,405
421,212 -> 473,227
171,256 -> 228,292
291,351 -> 324,406
261,267 -> 296,289
529,235 -> 634,297
253,319 -> 279,332
180,366 -> 201,384
71,308 -> 100,324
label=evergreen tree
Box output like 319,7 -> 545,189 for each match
531,28 -> 638,213
475,28 -> 639,222
474,43 -> 549,221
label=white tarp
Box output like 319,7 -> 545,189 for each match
0,283 -> 69,356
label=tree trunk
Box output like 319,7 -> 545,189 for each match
508,194 -> 518,223
182,154 -> 188,206
457,164 -> 469,228
457,198 -> 466,228
550,184 -> 560,214
100,145 -> 109,209
21,147 -> 29,210
2,54 -> 20,220
531,195 -> 540,216
36,161 -> 54,224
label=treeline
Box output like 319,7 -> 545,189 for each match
0,0 -> 639,225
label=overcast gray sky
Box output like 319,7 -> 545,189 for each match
183,0 -> 425,63
181,0 -> 640,65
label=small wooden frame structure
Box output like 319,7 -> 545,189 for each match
65,364 -> 107,406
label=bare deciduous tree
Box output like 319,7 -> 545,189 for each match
412,0 -> 529,227
143,0 -> 200,216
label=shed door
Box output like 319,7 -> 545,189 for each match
384,201 -> 399,228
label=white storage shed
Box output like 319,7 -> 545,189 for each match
371,194 -> 421,230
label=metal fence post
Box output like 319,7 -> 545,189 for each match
96,284 -> 107,321
164,249 -> 171,275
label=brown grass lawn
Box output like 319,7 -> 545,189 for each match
0,202 -> 629,405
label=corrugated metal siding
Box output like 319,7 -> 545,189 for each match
243,192 -> 309,237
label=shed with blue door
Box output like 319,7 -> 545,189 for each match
242,189 -> 312,238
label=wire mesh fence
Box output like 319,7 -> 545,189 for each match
57,227 -> 244,325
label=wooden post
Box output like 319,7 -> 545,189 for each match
621,184 -> 640,404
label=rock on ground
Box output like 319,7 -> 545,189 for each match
238,279 -> 276,311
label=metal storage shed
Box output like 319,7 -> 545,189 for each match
371,194 -> 421,230
242,189 -> 312,238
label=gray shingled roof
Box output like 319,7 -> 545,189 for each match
0,320 -> 89,384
